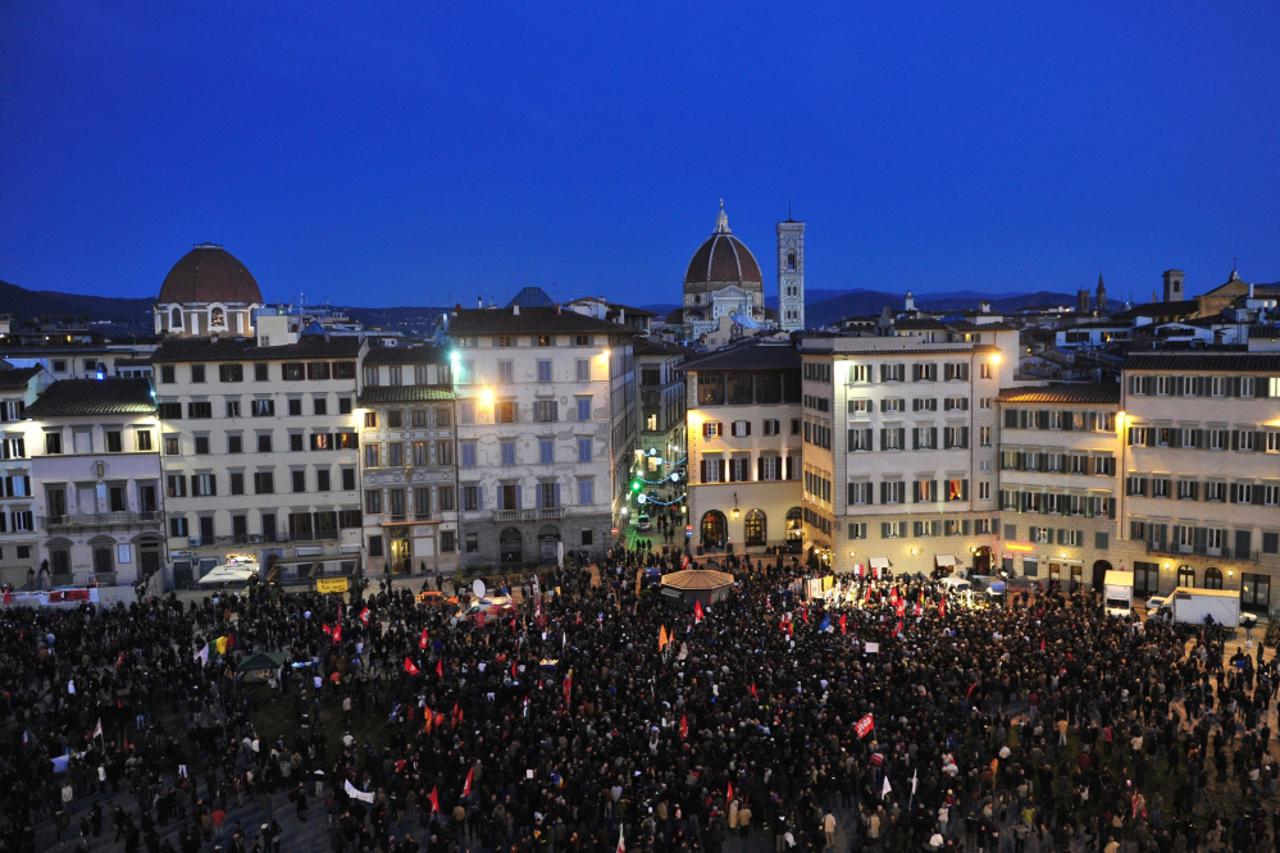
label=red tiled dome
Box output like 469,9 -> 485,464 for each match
158,244 -> 263,304
683,203 -> 762,286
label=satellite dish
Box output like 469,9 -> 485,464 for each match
472,578 -> 487,599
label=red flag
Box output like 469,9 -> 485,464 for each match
889,587 -> 899,605
321,623 -> 332,636
461,766 -> 474,798
436,658 -> 444,678
894,599 -> 905,617
510,661 -> 517,679
726,781 -> 734,804
864,585 -> 873,604
452,702 -> 463,726
359,607 -> 370,625
331,624 -> 342,644
1040,637 -> 1046,653
938,598 -> 946,619
892,619 -> 903,638
427,785 -> 440,813
419,628 -> 429,650
693,600 -> 705,624
966,681 -> 978,700
839,613 -> 847,636
403,658 -> 420,676
423,707 -> 433,733
855,713 -> 875,739
563,670 -> 573,710
679,714 -> 689,740
749,682 -> 758,700
800,607 -> 809,625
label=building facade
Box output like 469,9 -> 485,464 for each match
685,342 -> 803,552
357,347 -> 459,576
446,306 -> 636,567
1117,352 -> 1280,612
636,338 -> 688,479
151,336 -> 366,583
995,384 -> 1122,589
0,367 -> 50,585
27,379 -> 164,587
796,332 -> 1016,575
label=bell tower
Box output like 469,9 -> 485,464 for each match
776,211 -> 805,332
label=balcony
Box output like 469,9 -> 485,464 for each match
43,511 -> 163,531
493,507 -> 565,523
1144,542 -> 1260,563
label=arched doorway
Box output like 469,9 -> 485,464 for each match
973,545 -> 992,575
700,510 -> 726,549
744,509 -> 767,547
1204,567 -> 1223,590
1092,560 -> 1112,593
785,507 -> 803,553
1177,564 -> 1196,587
537,525 -> 561,563
499,527 -> 523,564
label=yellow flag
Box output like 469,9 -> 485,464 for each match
215,635 -> 228,655
658,625 -> 669,651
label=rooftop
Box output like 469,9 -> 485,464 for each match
152,336 -> 362,364
0,366 -> 43,391
996,383 -> 1121,405
26,378 -> 155,418
446,306 -> 630,337
357,385 -> 454,405
1124,351 -> 1280,373
684,341 -> 801,372
363,345 -> 447,366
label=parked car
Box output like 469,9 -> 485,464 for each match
634,513 -> 653,532
454,595 -> 516,623
1145,595 -> 1168,613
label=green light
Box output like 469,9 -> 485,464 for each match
630,479 -> 642,492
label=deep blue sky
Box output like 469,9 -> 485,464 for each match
2,2 -> 1278,308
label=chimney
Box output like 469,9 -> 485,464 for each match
512,304 -> 520,316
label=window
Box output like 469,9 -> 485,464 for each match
535,359 -> 553,382
731,420 -> 751,437
342,467 -> 356,490
187,401 -> 212,419
1206,481 -> 1227,502
44,431 -> 62,455
703,422 -> 722,439
539,439 -> 555,465
192,473 -> 217,497
534,400 -> 558,423
190,365 -> 206,383
169,516 -> 188,538
282,363 -> 305,382
460,441 -> 476,468
847,364 -> 870,384
105,430 -> 122,453
881,398 -> 905,413
577,437 -> 592,463
495,401 -> 517,423
575,396 -> 592,421
257,433 -> 273,453
500,440 -> 516,466
537,481 -> 560,509
365,490 -> 383,514
287,398 -> 303,417
253,471 -> 275,494
536,335 -> 555,347
387,442 -> 404,467
462,485 -> 481,511
252,399 -> 275,417
165,474 -> 187,498
218,363 -> 243,383
847,481 -> 872,505
229,472 -> 245,495
160,365 -> 175,384
194,435 -> 210,455
223,399 -> 241,418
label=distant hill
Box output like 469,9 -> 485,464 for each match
0,279 -> 153,327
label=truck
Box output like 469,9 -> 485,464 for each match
1103,570 -> 1134,617
1155,587 -> 1241,628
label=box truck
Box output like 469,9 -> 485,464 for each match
1154,587 -> 1241,628
1103,570 -> 1134,617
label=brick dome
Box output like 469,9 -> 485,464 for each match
683,203 -> 762,288
158,244 -> 262,305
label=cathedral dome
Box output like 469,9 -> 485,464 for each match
683,203 -> 763,289
158,243 -> 263,305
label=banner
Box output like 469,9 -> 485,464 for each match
855,713 -> 875,739
316,577 -> 349,594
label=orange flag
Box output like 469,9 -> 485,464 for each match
693,600 -> 705,624
658,625 -> 670,651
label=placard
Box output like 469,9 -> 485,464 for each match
315,577 -> 350,594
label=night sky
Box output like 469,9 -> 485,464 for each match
2,2 -> 1277,308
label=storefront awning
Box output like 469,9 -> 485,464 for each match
869,556 -> 891,571
934,554 -> 957,568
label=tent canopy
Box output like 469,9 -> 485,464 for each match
660,569 -> 734,592
869,557 -> 891,571
934,554 -> 956,568
236,651 -> 287,673
199,561 -> 261,585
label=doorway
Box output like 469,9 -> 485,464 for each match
499,527 -> 523,564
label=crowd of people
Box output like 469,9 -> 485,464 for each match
0,545 -> 1278,852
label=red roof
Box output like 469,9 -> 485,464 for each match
158,244 -> 263,305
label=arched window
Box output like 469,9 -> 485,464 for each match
170,307 -> 182,328
1177,564 -> 1196,587
210,306 -> 226,328
1203,567 -> 1223,590
744,509 -> 767,547
700,510 -> 726,548
786,251 -> 797,271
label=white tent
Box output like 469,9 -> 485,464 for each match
198,560 -> 261,585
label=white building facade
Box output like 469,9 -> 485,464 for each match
446,306 -> 636,567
